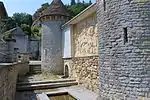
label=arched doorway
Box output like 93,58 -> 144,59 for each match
64,64 -> 69,78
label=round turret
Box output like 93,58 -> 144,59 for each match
41,0 -> 70,74
97,0 -> 150,99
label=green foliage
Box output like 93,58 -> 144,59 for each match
71,0 -> 76,5
41,3 -> 49,10
20,24 -> 31,36
21,24 -> 41,37
11,13 -> 41,37
33,3 -> 49,20
0,17 -> 16,33
12,13 -> 33,27
31,26 -> 41,37
3,33 -> 14,41
66,3 -> 91,17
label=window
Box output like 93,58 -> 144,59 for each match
103,0 -> 106,11
123,27 -> 128,44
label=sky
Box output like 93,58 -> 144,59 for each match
1,0 -> 95,16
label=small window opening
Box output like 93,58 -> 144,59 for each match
123,27 -> 128,44
44,49 -> 48,56
103,0 -> 106,11
65,65 -> 69,77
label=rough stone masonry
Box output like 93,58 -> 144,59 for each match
97,0 -> 150,99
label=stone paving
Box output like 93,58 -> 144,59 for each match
62,86 -> 98,100
16,86 -> 98,100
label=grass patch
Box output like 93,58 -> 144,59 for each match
18,73 -> 60,82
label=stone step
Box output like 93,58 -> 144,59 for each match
29,65 -> 41,74
31,67 -> 41,69
31,68 -> 41,71
30,71 -> 42,74
17,81 -> 78,91
18,79 -> 76,86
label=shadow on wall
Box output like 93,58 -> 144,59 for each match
15,91 -> 39,100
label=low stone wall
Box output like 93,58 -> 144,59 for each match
0,41 -> 9,62
0,62 -> 22,100
18,62 -> 29,76
70,56 -> 99,93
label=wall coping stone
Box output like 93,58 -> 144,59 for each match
63,55 -> 99,60
73,55 -> 99,59
0,62 -> 28,69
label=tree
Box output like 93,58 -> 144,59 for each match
41,3 -> 49,10
20,24 -> 31,36
89,0 -> 92,4
0,17 -> 16,34
33,3 -> 49,21
12,13 -> 33,27
66,3 -> 91,17
71,0 -> 76,5
31,26 -> 41,37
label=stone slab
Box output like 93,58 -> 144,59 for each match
37,93 -> 49,100
18,78 -> 76,85
29,61 -> 41,65
63,86 -> 98,100
17,81 -> 78,91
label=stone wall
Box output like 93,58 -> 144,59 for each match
70,56 -> 99,93
0,63 -> 20,100
28,40 -> 40,60
97,0 -> 150,99
69,12 -> 99,93
73,13 -> 98,57
0,41 -> 16,63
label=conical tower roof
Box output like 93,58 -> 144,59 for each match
0,1 -> 8,19
41,0 -> 70,17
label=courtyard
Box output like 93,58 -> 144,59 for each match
0,0 -> 150,100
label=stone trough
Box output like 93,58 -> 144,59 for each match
36,86 -> 98,100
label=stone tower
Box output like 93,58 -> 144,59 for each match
40,0 -> 70,74
97,0 -> 150,99
0,1 -> 7,19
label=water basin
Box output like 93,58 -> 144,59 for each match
48,93 -> 77,100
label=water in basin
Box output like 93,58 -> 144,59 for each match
49,93 -> 77,100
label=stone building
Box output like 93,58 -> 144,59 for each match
0,2 -> 13,62
4,27 -> 41,60
97,0 -> 150,99
40,0 -> 70,74
0,1 -> 7,19
8,27 -> 29,54
62,3 -> 99,93
28,36 -> 41,60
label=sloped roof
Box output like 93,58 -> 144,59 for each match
41,0 -> 70,17
0,1 -> 8,18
